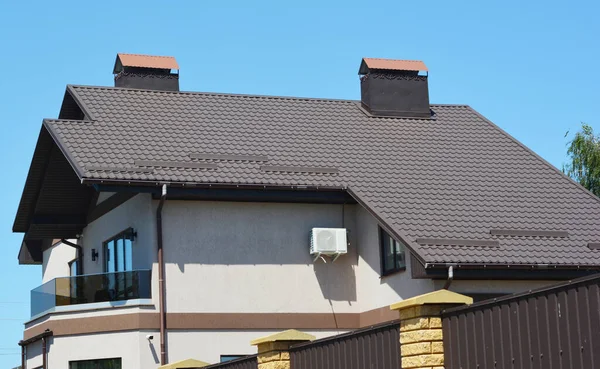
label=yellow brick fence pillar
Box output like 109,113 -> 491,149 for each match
250,329 -> 315,369
390,290 -> 472,369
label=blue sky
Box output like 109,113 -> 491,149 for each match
0,0 -> 598,366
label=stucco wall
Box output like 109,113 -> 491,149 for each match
25,340 -> 43,369
82,193 -> 156,275
161,201 -> 358,313
354,206 -> 435,312
42,241 -> 77,283
27,329 -> 347,369
44,331 -> 142,369
166,329 -> 347,364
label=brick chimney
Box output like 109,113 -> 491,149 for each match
359,58 -> 430,118
113,53 -> 179,91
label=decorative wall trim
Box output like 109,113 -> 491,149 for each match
23,307 -> 399,341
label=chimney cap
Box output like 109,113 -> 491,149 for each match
113,53 -> 179,74
359,58 -> 428,75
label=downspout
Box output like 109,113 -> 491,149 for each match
21,345 -> 25,369
19,330 -> 52,369
60,239 -> 84,275
41,337 -> 47,369
157,184 -> 168,365
443,265 -> 454,290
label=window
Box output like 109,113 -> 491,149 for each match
69,358 -> 121,369
379,227 -> 406,276
220,355 -> 244,362
103,228 -> 135,273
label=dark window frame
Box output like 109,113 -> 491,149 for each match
379,227 -> 406,276
68,357 -> 122,369
220,355 -> 245,363
103,228 -> 136,273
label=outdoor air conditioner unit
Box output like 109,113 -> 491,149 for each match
310,228 -> 347,262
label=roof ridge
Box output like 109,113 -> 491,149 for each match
363,57 -> 425,63
66,85 -> 96,120
467,106 -> 600,207
117,53 -> 175,59
70,84 -> 359,103
69,84 -> 468,108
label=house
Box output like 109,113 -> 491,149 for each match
13,53 -> 600,369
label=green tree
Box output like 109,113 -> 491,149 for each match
564,123 -> 600,196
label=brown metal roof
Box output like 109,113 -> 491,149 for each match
359,58 -> 428,74
113,53 -> 179,73
14,81 -> 600,268
28,84 -> 600,268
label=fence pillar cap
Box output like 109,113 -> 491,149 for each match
158,358 -> 210,369
390,289 -> 472,311
250,329 -> 316,346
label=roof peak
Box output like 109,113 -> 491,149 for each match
68,84 -> 465,108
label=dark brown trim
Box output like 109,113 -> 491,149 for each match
19,329 -> 53,346
87,192 -> 137,224
417,265 -> 600,280
23,308 -> 402,340
24,313 -> 158,340
166,313 -> 360,330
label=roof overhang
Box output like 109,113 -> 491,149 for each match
13,90 -> 95,264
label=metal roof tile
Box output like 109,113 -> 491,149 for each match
40,85 -> 600,266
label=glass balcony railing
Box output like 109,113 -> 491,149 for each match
30,269 -> 151,318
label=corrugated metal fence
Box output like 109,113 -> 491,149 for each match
289,320 -> 400,369
442,274 -> 600,369
202,355 -> 258,369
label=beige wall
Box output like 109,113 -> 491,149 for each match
161,201 -> 359,313
46,331 -> 143,369
25,340 -> 43,369
48,194 -> 558,319
42,241 -> 77,283
82,193 -> 156,275
27,329 -> 347,369
166,329 -> 346,364
355,205 -> 434,312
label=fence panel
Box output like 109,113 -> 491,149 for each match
290,320 -> 400,369
442,274 -> 600,369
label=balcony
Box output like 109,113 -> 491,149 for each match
30,270 -> 151,318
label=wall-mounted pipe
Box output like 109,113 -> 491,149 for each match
41,337 -> 47,369
156,184 -> 168,365
60,239 -> 83,275
18,329 -> 53,369
21,345 -> 25,369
